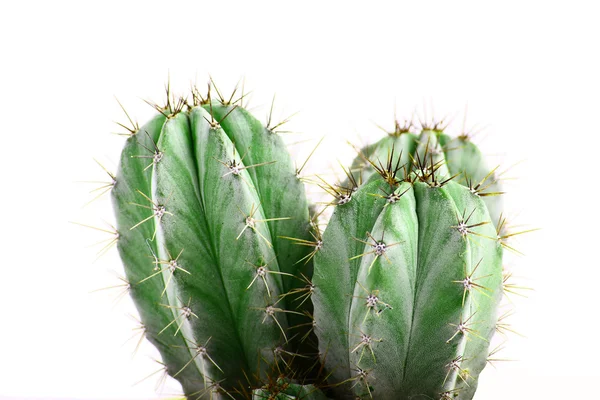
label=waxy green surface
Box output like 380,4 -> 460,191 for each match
313,176 -> 503,399
113,114 -> 205,393
112,102 -> 313,398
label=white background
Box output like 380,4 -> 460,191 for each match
1,1 -> 599,399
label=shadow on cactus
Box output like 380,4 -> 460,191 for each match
111,81 -> 320,399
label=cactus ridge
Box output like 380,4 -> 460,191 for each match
312,125 -> 505,400
111,84 -> 315,398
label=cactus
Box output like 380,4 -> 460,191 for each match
100,83 -> 520,400
311,121 -> 505,399
110,84 -> 316,398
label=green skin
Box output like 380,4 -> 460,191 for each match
111,101 -> 313,399
312,130 -> 504,399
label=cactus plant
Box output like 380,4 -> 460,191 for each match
101,82 -> 520,400
110,84 -> 316,398
311,121 -> 506,399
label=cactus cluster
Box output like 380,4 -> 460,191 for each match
98,82 -> 519,400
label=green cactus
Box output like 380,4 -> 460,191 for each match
312,122 -> 505,399
102,83 -> 519,400
111,85 -> 316,398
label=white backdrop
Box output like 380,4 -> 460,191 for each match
1,1 -> 598,399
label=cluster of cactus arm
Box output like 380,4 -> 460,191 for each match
99,83 -> 525,400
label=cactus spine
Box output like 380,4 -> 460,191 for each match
111,86 -> 314,398
312,121 -> 505,399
